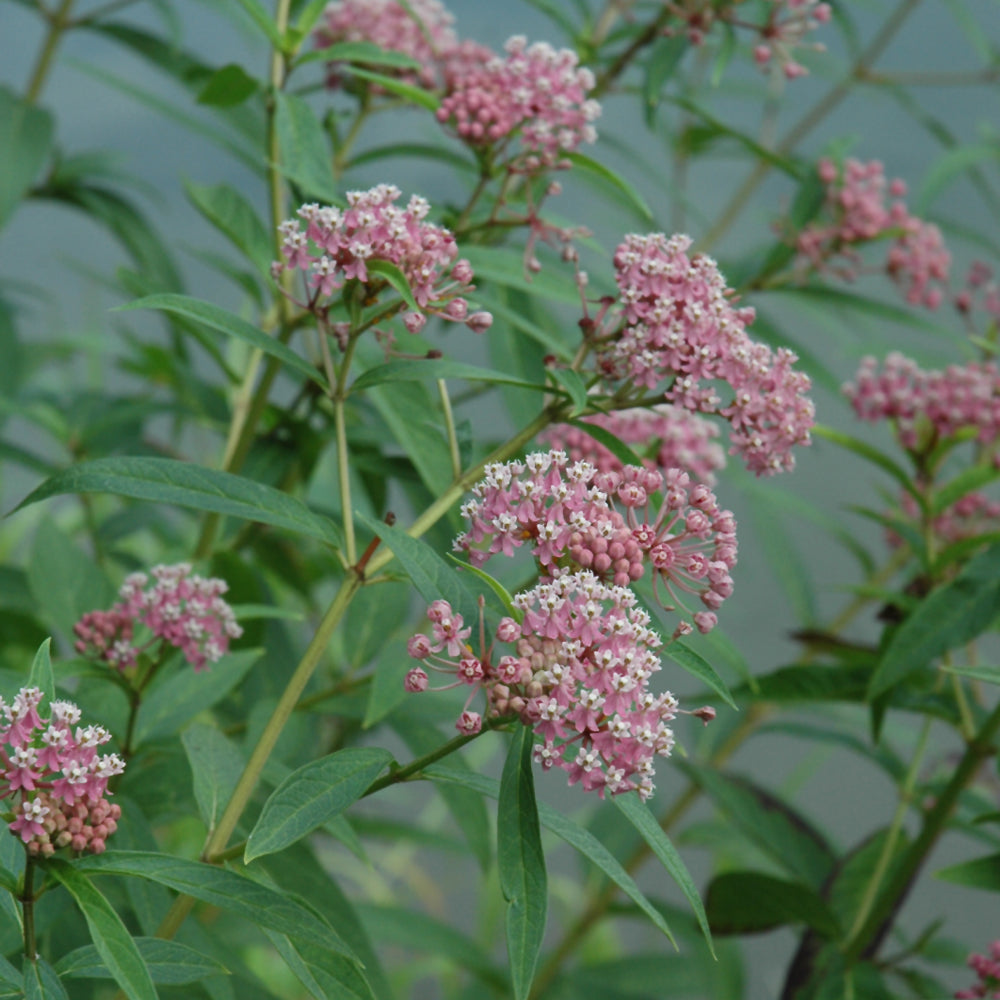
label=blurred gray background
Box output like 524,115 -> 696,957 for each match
3,1 -> 999,996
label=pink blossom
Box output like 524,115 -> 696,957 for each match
406,571 -> 687,799
75,563 -> 242,673
315,0 -> 458,90
275,187 -> 490,334
436,36 -> 600,166
844,353 -> 1000,453
0,688 -> 124,855
542,404 -> 726,484
955,939 -> 1000,999
592,233 -> 814,475
886,489 -> 1000,551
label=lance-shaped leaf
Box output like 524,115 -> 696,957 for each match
614,791 -> 713,953
936,852 -> 1000,892
0,87 -> 53,230
246,748 -> 394,862
22,958 -> 66,1000
498,727 -> 547,1000
181,723 -> 246,833
14,457 -> 343,549
73,852 -> 358,959
44,860 -> 157,1000
55,938 -> 228,985
705,871 -> 841,938
664,641 -> 736,709
869,541 -> 1000,698
27,638 -> 55,708
118,294 -> 327,390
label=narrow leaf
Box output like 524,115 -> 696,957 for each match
196,63 -> 258,107
184,181 -> 273,276
246,748 -> 393,861
118,294 -> 327,389
73,851 -> 358,958
936,853 -> 1000,892
563,151 -> 653,221
706,871 -> 841,938
274,92 -> 339,202
14,457 -> 344,549
498,727 -> 547,1000
44,860 -> 157,1000
0,86 -> 53,230
664,641 -> 736,709
55,938 -> 228,985
296,40 -> 423,71
350,358 -> 544,394
181,723 -> 245,832
27,638 -> 55,708
23,959 -> 66,1000
365,259 -> 419,310
340,66 -> 440,110
614,791 -> 713,953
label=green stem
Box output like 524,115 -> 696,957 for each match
438,379 -> 462,479
698,0 -> 922,253
843,697 -> 1000,962
844,715 -> 932,944
592,8 -> 673,99
24,0 -> 75,105
21,853 -> 36,961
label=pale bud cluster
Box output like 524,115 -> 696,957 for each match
74,563 -> 242,673
0,688 -> 124,855
275,186 -> 491,336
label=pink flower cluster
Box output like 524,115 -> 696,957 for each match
664,0 -> 830,78
541,404 -> 726,485
1,687 -> 123,855
956,261 -> 1000,323
595,233 -> 814,475
795,158 -> 951,309
406,570 -> 682,800
436,36 -> 600,166
274,186 -> 491,336
455,451 -> 736,632
887,490 -> 1000,551
956,940 -> 1000,999
316,0 -> 457,89
844,353 -> 1000,453
74,563 -> 242,673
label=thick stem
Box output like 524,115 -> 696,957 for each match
24,0 -> 75,105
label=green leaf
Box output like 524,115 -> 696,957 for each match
665,640 -> 737,709
931,463 -> 1000,515
498,727 -> 547,1000
0,86 -> 54,230
643,35 -> 688,119
364,259 -> 419,310
196,63 -> 258,107
274,93 -> 339,203
232,0 -> 284,47
23,958 -> 67,1000
562,417 -> 646,469
614,791 -> 712,953
73,851 -> 358,959
706,871 -> 841,938
27,638 -> 55,708
425,764 -> 677,942
917,141 -> 1000,213
547,368 -> 589,416
353,511 -> 485,627
296,40 -> 423,71
133,649 -> 262,745
356,904 -> 507,991
869,542 -> 1000,698
118,294 -> 327,389
246,748 -> 393,861
941,664 -> 1000,685
340,66 -> 440,110
350,358 -> 544,394
462,246 -> 583,305
44,859 -> 157,1000
812,424 -> 916,496
181,723 -> 245,833
678,764 -> 835,890
448,558 -> 521,622
15,457 -> 344,549
184,181 -> 273,276
55,938 -> 228,985
562,151 -> 653,221
936,852 -> 1000,892
0,955 -> 19,995
27,516 -> 115,641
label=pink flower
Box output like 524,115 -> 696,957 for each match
436,36 -> 600,166
315,0 -> 458,90
274,188 -> 490,334
0,688 -> 124,856
955,939 -> 1000,999
75,563 -> 242,673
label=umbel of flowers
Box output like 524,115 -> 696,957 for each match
74,563 -> 242,673
589,232 -> 815,476
0,688 -> 124,856
406,451 -> 730,798
274,185 -> 491,338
